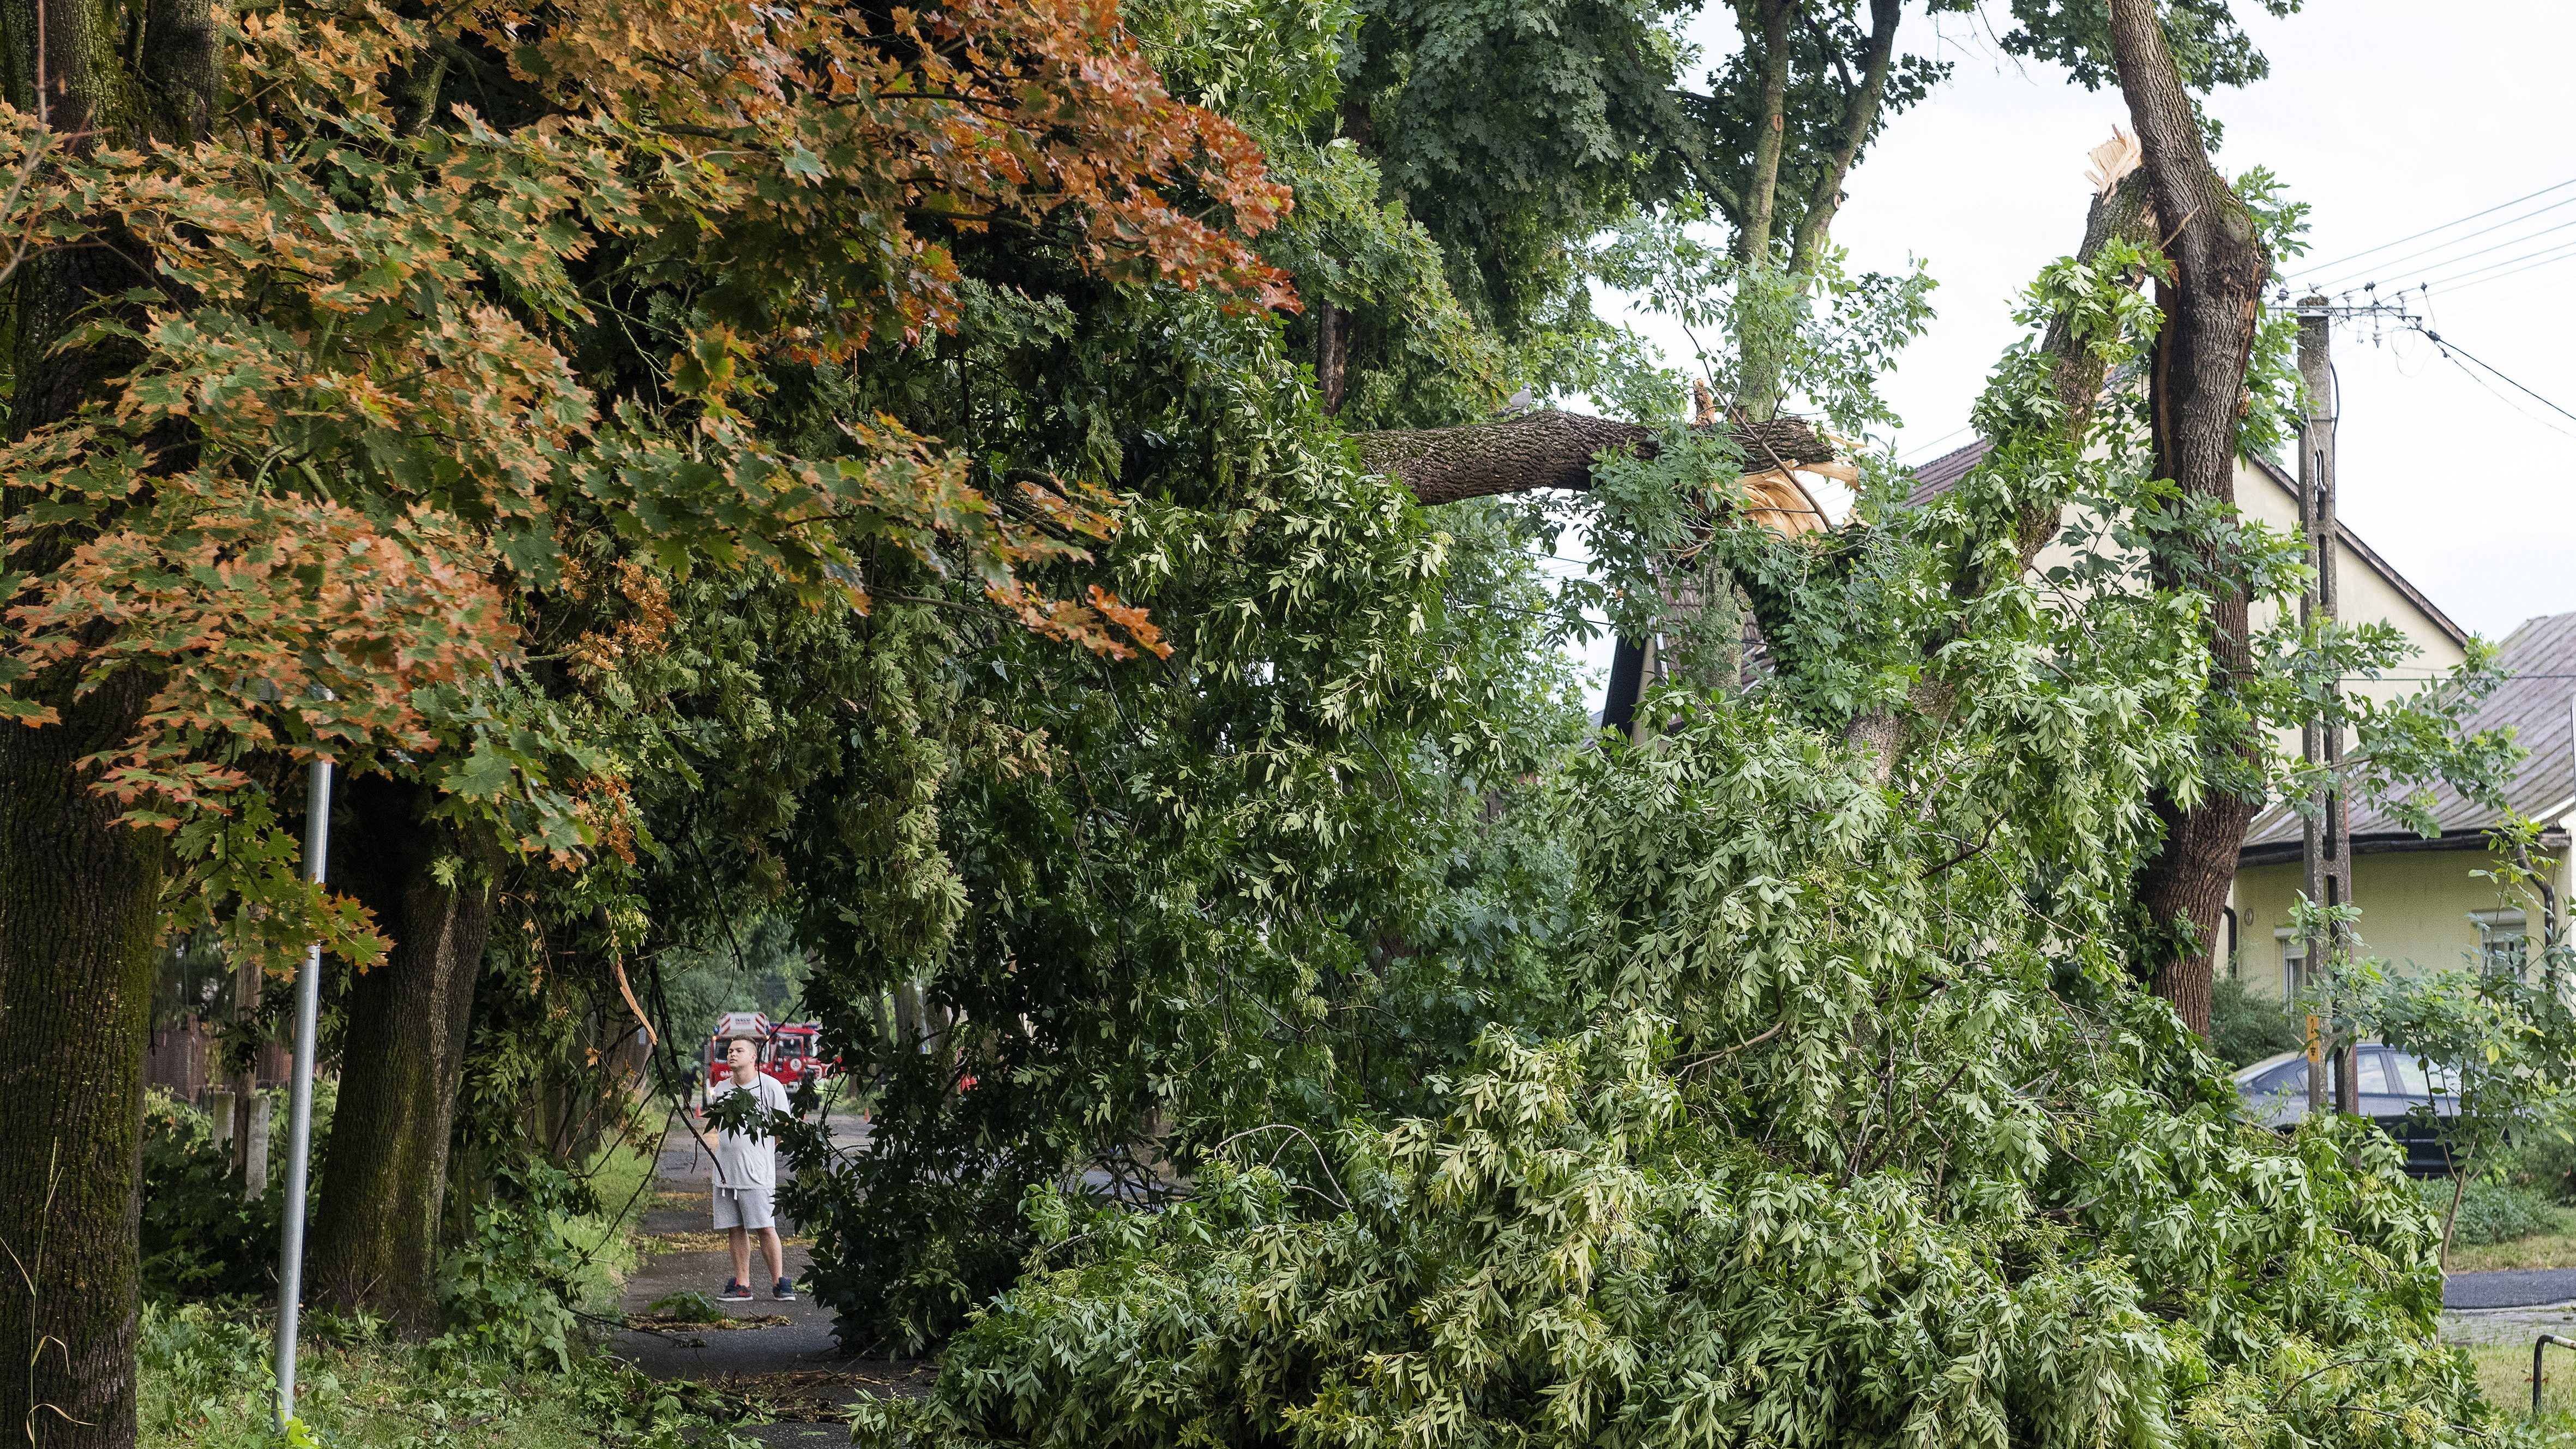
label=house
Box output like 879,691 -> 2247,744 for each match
1906,441 -> 2566,990
1906,442 -> 2471,722
2231,609 -> 2575,995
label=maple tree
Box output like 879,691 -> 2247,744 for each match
0,0 -> 1292,1432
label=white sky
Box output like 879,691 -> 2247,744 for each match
1570,0 -> 2576,705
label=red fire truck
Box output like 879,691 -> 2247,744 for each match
702,1012 -> 833,1092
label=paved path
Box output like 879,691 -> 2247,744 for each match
2446,1268 -> 2576,1311
605,1104 -> 932,1445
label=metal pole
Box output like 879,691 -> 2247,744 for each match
2536,1333 -> 2574,1416
273,755 -> 334,1426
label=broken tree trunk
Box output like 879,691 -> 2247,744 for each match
1358,410 -> 1836,508
2108,0 -> 2273,1036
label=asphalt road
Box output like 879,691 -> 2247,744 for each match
2445,1268 -> 2576,1310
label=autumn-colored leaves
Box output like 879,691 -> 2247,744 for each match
0,0 -> 1279,955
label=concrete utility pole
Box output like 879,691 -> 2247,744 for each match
2297,297 -> 2358,1117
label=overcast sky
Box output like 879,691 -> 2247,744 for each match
1572,0 -> 2573,702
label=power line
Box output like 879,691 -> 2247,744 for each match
2355,215 -> 2576,292
2302,195 -> 2576,293
2292,175 -> 2576,280
2424,239 -> 2576,298
2409,322 -> 2576,438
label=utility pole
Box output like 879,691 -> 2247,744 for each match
2297,297 -> 2358,1117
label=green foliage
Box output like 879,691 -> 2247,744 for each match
2208,974 -> 2304,1069
139,1300 -> 746,1449
643,1291 -> 726,1322
434,1162 -> 623,1371
139,1087 -> 328,1302
1994,0 -> 2304,99
1593,212 -> 1937,432
2359,819 -> 2576,1200
2418,1179 -> 2556,1248
863,690 -> 2479,1447
832,170 -> 2506,1445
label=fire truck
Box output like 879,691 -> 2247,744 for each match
702,1012 -> 833,1093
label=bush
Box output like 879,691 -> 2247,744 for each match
2209,973 -> 2304,1070
2496,1107 -> 2576,1203
139,1299 -> 747,1449
140,1091 -> 287,1301
2421,1177 -> 2559,1246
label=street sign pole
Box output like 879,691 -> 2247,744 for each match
274,754 -> 334,1427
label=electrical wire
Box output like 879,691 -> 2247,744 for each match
1897,424 -> 1976,464
2291,175 -> 2576,281
2408,321 -> 2576,438
2422,239 -> 2576,298
2301,196 -> 2576,293
2392,231 -> 2576,294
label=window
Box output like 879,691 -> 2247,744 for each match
2248,1059 -> 2307,1097
2472,909 -> 2530,977
2277,929 -> 2308,1001
2355,1051 -> 2394,1096
2380,1053 -> 2431,1098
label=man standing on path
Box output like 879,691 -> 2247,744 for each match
695,1035 -> 795,1301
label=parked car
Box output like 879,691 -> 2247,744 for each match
2234,1041 -> 2461,1176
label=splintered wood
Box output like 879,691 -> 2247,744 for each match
2086,127 -> 2143,199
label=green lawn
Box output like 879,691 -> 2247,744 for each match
2461,1338 -> 2576,1442
2447,1204 -> 2576,1273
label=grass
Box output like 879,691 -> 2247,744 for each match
2445,1204 -> 2576,1273
140,1302 -> 754,1449
2461,1339 -> 2576,1443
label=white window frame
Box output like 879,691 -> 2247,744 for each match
2471,908 -> 2530,977
2277,927 -> 2308,1003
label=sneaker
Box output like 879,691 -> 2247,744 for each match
716,1279 -> 754,1302
772,1277 -> 798,1302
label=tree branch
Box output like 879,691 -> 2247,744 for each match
1787,0 -> 1901,275
1355,410 -> 1835,506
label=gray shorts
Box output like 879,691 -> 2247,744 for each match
712,1185 -> 775,1231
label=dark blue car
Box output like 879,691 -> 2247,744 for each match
2234,1041 -> 2463,1176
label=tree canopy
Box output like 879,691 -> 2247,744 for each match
0,0 -> 2536,1445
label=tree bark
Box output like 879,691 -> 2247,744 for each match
1316,300 -> 1348,417
1356,409 -> 1833,506
2107,0 -> 2273,1035
0,4 -> 216,1442
0,680 -> 165,1449
306,775 -> 504,1334
1737,0 -> 1792,266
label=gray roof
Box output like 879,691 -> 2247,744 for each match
2246,610 -> 2576,851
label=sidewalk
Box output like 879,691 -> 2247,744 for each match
607,1104 -> 932,1444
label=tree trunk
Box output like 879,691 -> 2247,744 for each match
1356,410 -> 1833,506
2107,0 -> 2273,1035
0,3 -> 216,1441
306,775 -> 503,1334
1316,301 -> 1349,417
0,682 -> 165,1449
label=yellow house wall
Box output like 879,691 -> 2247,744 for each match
2228,850 -> 2544,1000
2027,459 -> 2465,735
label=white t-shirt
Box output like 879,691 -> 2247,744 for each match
708,1072 -> 791,1190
